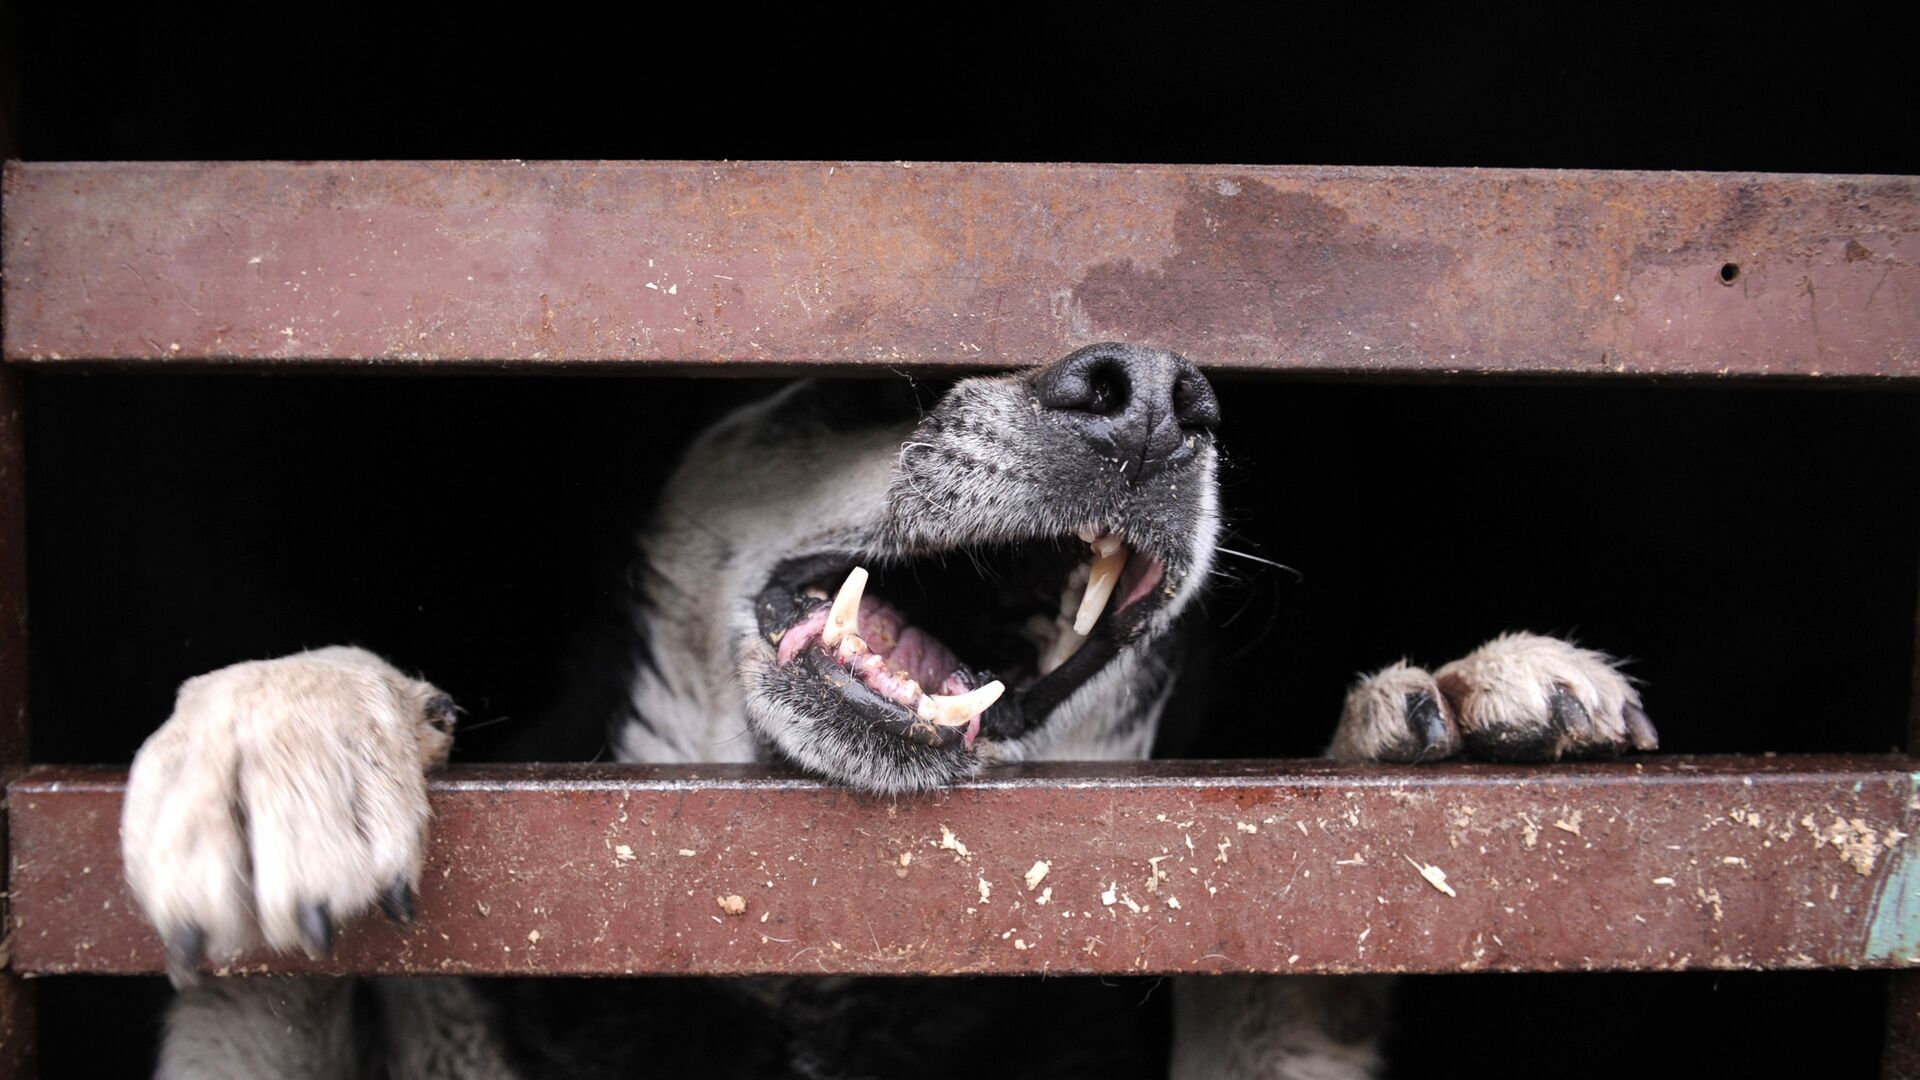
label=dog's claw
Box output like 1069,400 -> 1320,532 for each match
1624,701 -> 1660,751
299,903 -> 334,959
379,879 -> 418,927
165,923 -> 206,987
1404,690 -> 1460,761
1546,688 -> 1594,737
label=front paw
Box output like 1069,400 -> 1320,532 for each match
121,646 -> 455,985
1327,660 -> 1463,763
1331,634 -> 1658,764
1435,632 -> 1658,761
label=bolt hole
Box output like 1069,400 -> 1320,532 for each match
1718,262 -> 1740,286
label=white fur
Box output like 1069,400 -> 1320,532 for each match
123,647 -> 452,969
1437,631 -> 1646,753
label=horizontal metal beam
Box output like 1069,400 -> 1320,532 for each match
4,162 -> 1916,377
9,756 -> 1919,977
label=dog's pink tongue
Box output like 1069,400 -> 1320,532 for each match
889,626 -> 960,689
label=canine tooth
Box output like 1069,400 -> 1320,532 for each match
1075,524 -> 1101,544
822,567 -> 868,648
1073,544 -> 1128,635
1091,533 -> 1124,558
917,680 -> 1006,727
1039,618 -> 1087,675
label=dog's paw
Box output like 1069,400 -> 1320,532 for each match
1434,632 -> 1658,761
121,646 -> 456,985
1327,660 -> 1464,763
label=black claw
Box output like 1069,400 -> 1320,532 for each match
1403,691 -> 1461,762
165,923 -> 206,987
1546,688 -> 1594,737
299,902 -> 334,958
379,879 -> 418,927
424,693 -> 460,732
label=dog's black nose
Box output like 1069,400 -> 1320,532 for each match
1033,343 -> 1219,482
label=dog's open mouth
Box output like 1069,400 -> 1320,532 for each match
755,528 -> 1168,752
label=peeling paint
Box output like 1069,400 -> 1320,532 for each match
1863,773 -> 1920,963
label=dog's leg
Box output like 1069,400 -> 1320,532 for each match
1172,975 -> 1390,1080
157,978 -> 355,1080
124,647 -> 459,1076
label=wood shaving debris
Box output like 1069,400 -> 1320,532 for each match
1014,939 -> 1028,950
718,895 -> 747,916
615,844 -> 635,862
1553,811 -> 1583,836
1653,877 -> 1677,886
1803,815 -> 1904,876
1025,860 -> 1051,891
527,930 -> 541,944
1121,893 -> 1143,914
1237,822 -> 1259,834
1519,815 -> 1540,849
678,848 -> 697,857
1405,855 -> 1457,897
978,877 -> 992,904
1101,884 -> 1118,906
940,825 -> 972,859
1216,838 -> 1232,864
1167,897 -> 1181,910
1036,886 -> 1053,905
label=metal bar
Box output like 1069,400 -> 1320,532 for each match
10,756 -> 1919,978
4,162 -> 1916,377
0,370 -> 35,1079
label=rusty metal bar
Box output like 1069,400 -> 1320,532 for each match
4,162 -> 1916,377
10,756 -> 1919,978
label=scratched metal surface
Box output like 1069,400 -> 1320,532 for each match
3,162 -> 1916,376
10,757 -> 1918,977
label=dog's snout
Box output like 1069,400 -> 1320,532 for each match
1034,343 -> 1219,481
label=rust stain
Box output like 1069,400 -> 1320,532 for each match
1072,179 -> 1453,353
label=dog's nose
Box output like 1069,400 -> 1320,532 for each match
1033,343 -> 1220,482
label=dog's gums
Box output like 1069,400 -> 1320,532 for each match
768,526 -> 1163,751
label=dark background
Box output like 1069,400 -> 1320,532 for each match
5,6 -> 1916,1078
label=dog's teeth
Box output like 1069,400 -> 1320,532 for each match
802,585 -> 829,601
1073,544 -> 1128,635
822,567 -> 867,648
1074,524 -> 1101,544
1039,617 -> 1087,675
1091,533 -> 1124,558
917,680 -> 1006,727
837,633 -> 871,664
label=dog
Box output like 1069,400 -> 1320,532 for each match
121,343 -> 1657,1078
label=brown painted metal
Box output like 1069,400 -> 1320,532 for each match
0,370 -> 33,1080
4,162 -> 1916,377
11,756 -> 1919,978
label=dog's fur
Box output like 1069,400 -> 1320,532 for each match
122,345 -> 1653,1079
